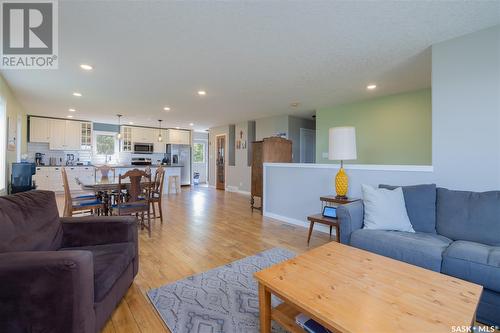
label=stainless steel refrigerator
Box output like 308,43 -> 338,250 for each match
166,144 -> 191,185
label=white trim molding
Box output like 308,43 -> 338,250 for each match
263,211 -> 331,234
263,162 -> 434,173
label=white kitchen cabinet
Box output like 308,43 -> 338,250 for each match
29,117 -> 50,143
34,166 -> 95,192
80,122 -> 92,150
49,119 -> 66,149
49,119 -> 82,150
166,129 -> 191,145
132,127 -> 155,143
33,167 -> 50,190
154,130 -> 167,153
65,121 -> 82,150
121,126 -> 133,152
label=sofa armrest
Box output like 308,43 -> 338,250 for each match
61,216 -> 138,248
337,200 -> 364,244
0,251 -> 95,333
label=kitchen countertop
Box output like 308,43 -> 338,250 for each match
35,164 -> 183,168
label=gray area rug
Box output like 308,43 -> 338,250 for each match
147,248 -> 296,333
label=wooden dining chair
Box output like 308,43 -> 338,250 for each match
95,165 -> 116,182
149,166 -> 165,223
61,168 -> 104,217
114,169 -> 152,237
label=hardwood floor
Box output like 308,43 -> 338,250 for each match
57,186 -> 331,333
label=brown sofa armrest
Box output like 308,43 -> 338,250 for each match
0,251 -> 95,333
61,216 -> 138,248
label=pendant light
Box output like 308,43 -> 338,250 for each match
116,114 -> 122,140
158,119 -> 163,142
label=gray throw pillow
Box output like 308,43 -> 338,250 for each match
379,184 -> 437,233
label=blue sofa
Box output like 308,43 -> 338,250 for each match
337,184 -> 500,326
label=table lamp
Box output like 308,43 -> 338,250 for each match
328,127 -> 357,199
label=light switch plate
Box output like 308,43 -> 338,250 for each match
322,152 -> 329,158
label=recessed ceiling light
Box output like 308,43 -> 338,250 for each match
175,126 -> 180,129
197,90 -> 206,96
67,115 -> 73,118
367,84 -> 377,90
128,122 -> 134,125
163,106 -> 171,111
189,123 -> 194,126
290,102 -> 300,108
80,64 -> 93,71
72,92 -> 82,97
68,108 -> 76,112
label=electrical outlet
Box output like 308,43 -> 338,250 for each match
322,152 -> 328,158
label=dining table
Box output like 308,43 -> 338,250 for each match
78,176 -> 152,216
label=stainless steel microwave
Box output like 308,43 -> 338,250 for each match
133,143 -> 154,154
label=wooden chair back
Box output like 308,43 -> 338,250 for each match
152,167 -> 165,195
95,165 -> 116,182
61,167 -> 73,217
117,168 -> 151,204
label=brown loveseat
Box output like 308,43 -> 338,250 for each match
0,190 -> 138,333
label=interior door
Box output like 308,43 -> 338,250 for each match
216,135 -> 226,190
300,128 -> 316,163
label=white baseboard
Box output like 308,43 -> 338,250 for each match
263,211 -> 331,234
225,185 -> 250,196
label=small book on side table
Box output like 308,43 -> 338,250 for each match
295,313 -> 332,333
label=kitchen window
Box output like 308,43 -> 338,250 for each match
193,142 -> 205,163
93,131 -> 119,163
96,134 -> 115,155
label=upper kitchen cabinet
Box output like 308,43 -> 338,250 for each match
30,116 -> 90,151
80,122 -> 92,150
49,119 -> 81,150
121,126 -> 133,152
29,117 -> 51,143
132,127 -> 155,143
166,129 -> 191,145
154,129 -> 167,153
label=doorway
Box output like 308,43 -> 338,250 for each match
300,128 -> 316,163
215,134 -> 226,190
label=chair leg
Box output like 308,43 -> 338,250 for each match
158,200 -> 163,224
147,209 -> 151,237
152,200 -> 156,219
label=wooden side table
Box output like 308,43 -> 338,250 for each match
307,214 -> 339,245
307,197 -> 360,245
320,195 -> 359,208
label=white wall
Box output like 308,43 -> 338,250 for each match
264,163 -> 434,232
432,25 -> 500,191
255,115 -> 289,140
226,121 -> 251,192
264,26 -> 500,231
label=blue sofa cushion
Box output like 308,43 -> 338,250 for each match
436,188 -> 500,246
379,184 -> 436,233
350,229 -> 451,272
442,240 -> 500,293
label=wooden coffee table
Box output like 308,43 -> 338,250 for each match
254,242 -> 482,333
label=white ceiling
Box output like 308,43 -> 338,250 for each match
2,1 -> 499,131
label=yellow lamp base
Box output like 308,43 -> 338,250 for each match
335,167 -> 348,199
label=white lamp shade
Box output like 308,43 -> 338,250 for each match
328,127 -> 357,160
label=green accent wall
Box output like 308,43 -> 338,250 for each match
316,88 -> 432,165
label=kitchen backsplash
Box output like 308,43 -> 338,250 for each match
27,142 -> 166,166
27,142 -> 92,165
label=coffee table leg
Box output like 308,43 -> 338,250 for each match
307,221 -> 315,245
258,283 -> 271,333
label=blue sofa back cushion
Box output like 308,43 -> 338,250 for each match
437,188 -> 500,246
379,184 -> 437,233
